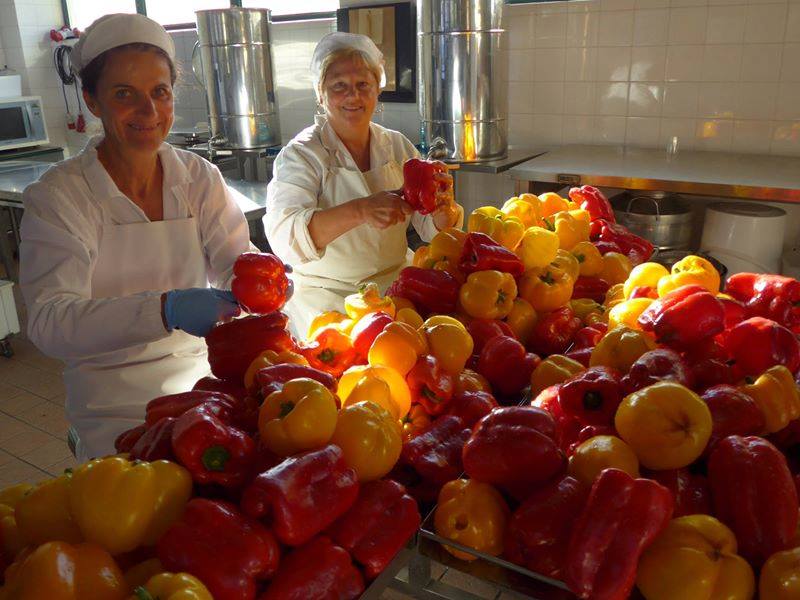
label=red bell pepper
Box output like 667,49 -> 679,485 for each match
349,311 -> 393,359
145,390 -> 236,428
647,468 -> 711,517
192,375 -> 248,402
458,232 -> 524,277
690,358 -> 735,392
701,385 -> 766,456
629,285 -> 657,299
593,240 -> 623,256
402,158 -> 449,215
708,435 -> 799,567
719,295 -> 747,329
504,475 -> 588,579
157,498 -> 280,600
300,327 -> 358,378
723,317 -> 800,377
467,318 -> 517,357
385,267 -> 459,316
241,444 -> 359,547
532,384 -> 584,455
231,252 -> 290,314
326,479 -> 421,579
569,186 -> 615,223
476,335 -> 540,399
566,346 -> 594,367
726,272 -> 800,330
114,424 -> 146,454
589,219 -> 654,265
527,306 -> 582,357
129,416 -> 177,462
407,354 -> 455,416
445,390 -> 498,428
463,406 -> 566,501
260,536 -> 364,600
638,284 -> 725,348
769,419 -> 800,452
400,415 -> 471,486
571,276 -> 611,303
172,400 -> 256,488
570,323 -> 607,351
256,363 -> 337,398
558,366 -> 623,427
620,348 -> 693,395
564,468 -> 674,600
206,313 -> 296,381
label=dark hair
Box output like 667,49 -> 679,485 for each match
79,42 -> 177,96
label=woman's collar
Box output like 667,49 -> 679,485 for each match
316,114 -> 392,160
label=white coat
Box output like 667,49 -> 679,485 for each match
264,116 -> 462,338
19,137 -> 252,460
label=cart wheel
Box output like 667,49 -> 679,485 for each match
0,339 -> 12,358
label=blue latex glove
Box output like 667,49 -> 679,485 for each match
163,288 -> 241,337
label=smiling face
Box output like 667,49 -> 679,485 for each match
319,54 -> 380,134
83,46 -> 174,155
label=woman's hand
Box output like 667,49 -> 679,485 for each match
356,191 -> 413,229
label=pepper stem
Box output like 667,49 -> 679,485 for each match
279,401 -> 295,418
422,387 -> 440,404
202,445 -> 231,472
583,391 -> 603,411
134,587 -> 155,600
318,349 -> 335,364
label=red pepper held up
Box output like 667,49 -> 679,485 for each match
402,158 -> 449,215
231,252 -> 291,314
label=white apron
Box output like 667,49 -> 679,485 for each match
283,158 -> 412,339
68,214 -> 210,461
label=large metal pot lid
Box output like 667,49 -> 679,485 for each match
707,202 -> 786,218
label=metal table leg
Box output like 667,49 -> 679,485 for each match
0,208 -> 17,281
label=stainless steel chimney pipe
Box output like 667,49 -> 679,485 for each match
417,0 -> 508,162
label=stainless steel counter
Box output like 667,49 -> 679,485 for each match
449,148 -> 549,174
509,145 -> 800,203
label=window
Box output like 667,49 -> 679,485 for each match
241,0 -> 338,17
66,0 -> 137,31
145,0 -> 231,27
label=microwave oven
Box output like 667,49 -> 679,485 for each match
0,96 -> 49,152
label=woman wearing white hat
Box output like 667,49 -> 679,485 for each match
19,14 -> 252,460
264,32 -> 462,338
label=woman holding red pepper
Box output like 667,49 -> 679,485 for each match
264,33 -> 462,337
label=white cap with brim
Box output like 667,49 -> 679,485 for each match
310,32 -> 386,97
71,13 -> 176,74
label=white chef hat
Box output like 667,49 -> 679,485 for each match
71,13 -> 176,73
310,32 -> 386,97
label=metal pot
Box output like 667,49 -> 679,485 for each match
611,191 -> 693,251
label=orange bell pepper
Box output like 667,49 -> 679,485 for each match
459,270 -> 518,320
244,349 -> 308,392
422,321 -> 475,376
389,295 -> 415,312
307,310 -> 348,340
543,210 -> 591,251
301,326 -> 358,377
539,192 -> 570,217
0,484 -> 30,564
429,227 -> 468,264
600,251 -> 633,285
740,365 -> 800,434
501,194 -> 542,228
505,297 -> 538,345
467,206 -> 525,250
615,381 -> 713,470
339,364 -> 411,420
434,479 -> 510,561
551,248 -> 581,282
518,265 -> 574,313
624,262 -> 670,299
590,325 -> 656,373
455,369 -> 491,394
571,241 -> 604,277
123,558 -> 164,591
396,306 -> 424,329
760,547 -> 800,600
344,282 -> 396,320
368,321 -> 428,376
15,472 -> 83,549
530,354 -> 584,396
608,298 -> 655,331
516,226 -> 560,271
430,257 -> 466,285
568,435 -> 640,488
412,245 -> 431,268
658,255 -> 721,297
401,405 -> 432,441
331,401 -> 402,482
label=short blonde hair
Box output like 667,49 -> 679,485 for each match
316,48 -> 383,100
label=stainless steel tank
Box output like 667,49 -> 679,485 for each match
418,0 -> 507,162
194,8 -> 280,149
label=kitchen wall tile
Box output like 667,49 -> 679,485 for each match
701,45 -> 743,81
626,116 -> 662,145
631,46 -> 667,80
736,81 -> 778,119
732,120 -> 773,153
593,115 -> 628,143
670,0 -> 709,7
708,0 -> 747,6
695,118 -> 734,150
771,121 -> 800,156
781,44 -> 800,81
776,83 -> 800,119
598,10 -> 635,45
668,7 -> 709,44
533,2 -> 570,14
636,0 -> 671,8
565,47 -> 598,81
566,11 -> 600,47
535,13 -> 568,48
510,14 -> 535,50
633,9 -> 670,45
705,5 -> 746,43
629,82 -> 664,114
564,81 -> 598,114
532,82 -> 566,114
569,0 -> 602,12
596,46 -> 632,80
698,82 -> 738,117
533,115 -> 565,145
788,4 -> 800,42
663,82 -> 700,116
508,114 -> 535,147
509,82 -> 536,114
535,48 -> 567,81
739,44 -> 783,82
602,0 -> 637,10
509,50 -> 535,82
660,117 -> 698,148
596,81 -> 631,114
744,4 -> 788,43
563,115 -> 596,143
665,45 -> 705,81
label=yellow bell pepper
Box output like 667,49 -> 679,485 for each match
434,479 -> 509,561
501,194 -> 542,228
740,365 -> 800,434
516,226 -> 560,271
124,558 -> 164,591
590,325 -> 656,373
131,572 -> 213,600
459,270 -> 518,320
368,321 -> 429,375
568,435 -> 640,489
542,210 -> 591,251
431,257 -> 465,284
259,377 -> 339,456
531,354 -> 585,396
518,265 -> 574,313
423,315 -> 466,330
468,206 -> 525,250
339,364 -> 411,419
569,298 -> 606,325
422,322 -> 475,376
624,262 -> 670,299
505,297 -> 538,345
0,541 -> 128,600
608,298 -> 655,331
604,283 -> 626,309
551,248 -> 581,282
401,405 -> 432,441
658,255 -> 721,297
412,245 -> 431,268
760,547 -> 800,600
389,295 -> 415,312
331,401 -> 402,482
615,381 -> 713,470
429,227 -> 468,264
571,241 -> 604,276
600,251 -> 633,285
307,310 -> 348,340
539,192 -> 570,217
637,515 -> 755,600
339,372 -> 395,420
395,306 -> 424,329
0,484 -> 31,563
68,457 -> 192,555
344,282 -> 396,320
243,349 -> 308,392
16,472 -> 83,548
0,483 -> 32,508
455,369 -> 491,394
